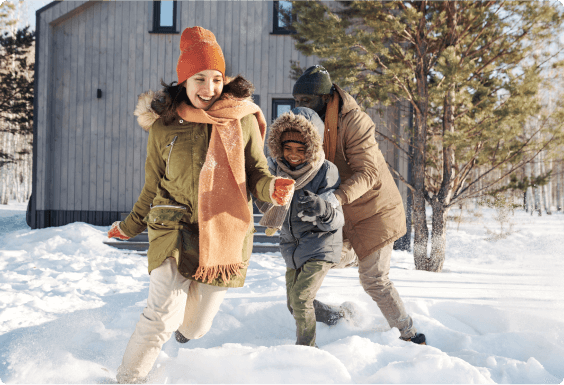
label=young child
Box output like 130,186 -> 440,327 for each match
257,107 -> 344,347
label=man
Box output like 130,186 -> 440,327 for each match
292,65 -> 425,345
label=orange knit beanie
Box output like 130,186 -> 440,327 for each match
177,26 -> 226,86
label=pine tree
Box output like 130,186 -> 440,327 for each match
287,1 -> 564,271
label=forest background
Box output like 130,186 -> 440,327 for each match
0,0 -> 48,204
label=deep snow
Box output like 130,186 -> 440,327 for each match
0,201 -> 563,384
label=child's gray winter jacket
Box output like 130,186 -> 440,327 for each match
264,106 -> 344,270
268,158 -> 344,269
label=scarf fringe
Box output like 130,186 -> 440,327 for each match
193,262 -> 247,284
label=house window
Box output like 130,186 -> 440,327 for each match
272,1 -> 294,35
151,1 -> 178,34
272,99 -> 295,120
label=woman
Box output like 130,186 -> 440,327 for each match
107,26 -> 294,383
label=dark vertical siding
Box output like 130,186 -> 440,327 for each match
36,7 -> 51,212
78,7 -> 89,213
51,20 -> 63,211
98,2 -> 109,214
216,2 -> 226,69
259,2 -> 269,116
88,4 -> 100,212
68,14 -> 78,211
223,1 -> 233,75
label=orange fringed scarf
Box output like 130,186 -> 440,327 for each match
177,98 -> 267,284
323,91 -> 340,163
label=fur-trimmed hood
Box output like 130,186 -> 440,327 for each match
133,75 -> 255,131
267,107 -> 325,165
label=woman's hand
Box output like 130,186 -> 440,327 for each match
108,221 -> 130,240
271,178 -> 295,206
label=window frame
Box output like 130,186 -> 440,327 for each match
151,1 -> 179,34
272,1 -> 295,35
272,98 -> 295,121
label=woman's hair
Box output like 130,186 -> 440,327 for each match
151,75 -> 256,126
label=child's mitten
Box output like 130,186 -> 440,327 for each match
297,210 -> 317,225
108,221 -> 130,240
271,178 -> 295,206
297,190 -> 332,221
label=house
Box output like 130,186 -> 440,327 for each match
30,1 -> 412,248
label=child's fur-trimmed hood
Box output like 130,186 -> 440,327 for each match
267,109 -> 324,165
134,75 -> 255,131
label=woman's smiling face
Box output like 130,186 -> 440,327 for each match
283,142 -> 307,167
185,70 -> 224,110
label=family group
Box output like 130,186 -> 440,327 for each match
106,26 -> 425,384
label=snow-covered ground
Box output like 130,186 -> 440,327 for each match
0,200 -> 563,384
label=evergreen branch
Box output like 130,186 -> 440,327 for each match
453,119 -> 555,202
453,84 -> 505,121
375,130 -> 412,158
450,141 -> 553,205
371,53 -> 419,114
386,160 -> 415,192
458,2 -> 498,55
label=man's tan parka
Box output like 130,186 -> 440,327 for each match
332,85 -> 407,259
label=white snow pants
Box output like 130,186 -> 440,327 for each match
116,257 -> 228,384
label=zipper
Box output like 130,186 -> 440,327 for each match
165,135 -> 178,175
288,201 -> 299,269
150,204 -> 187,210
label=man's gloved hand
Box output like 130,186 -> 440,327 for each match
108,221 -> 130,240
297,190 -> 332,221
272,178 -> 295,206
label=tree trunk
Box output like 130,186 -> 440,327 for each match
556,161 -> 564,211
412,103 -> 429,270
13,133 -> 20,202
412,67 -> 430,269
546,156 -> 553,213
0,132 -> 9,205
426,84 -> 456,273
429,201 -> 449,272
532,156 -> 542,216
540,152 -> 552,215
525,161 -> 532,212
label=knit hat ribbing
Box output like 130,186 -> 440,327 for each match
177,26 -> 226,86
292,65 -> 333,96
281,131 -> 306,145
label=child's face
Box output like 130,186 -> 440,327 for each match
283,142 -> 307,167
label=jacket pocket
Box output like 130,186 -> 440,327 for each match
145,205 -> 186,227
165,136 -> 178,176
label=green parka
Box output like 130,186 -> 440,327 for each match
120,92 -> 275,288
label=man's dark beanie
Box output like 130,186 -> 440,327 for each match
292,65 -> 332,96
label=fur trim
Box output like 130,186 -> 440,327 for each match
134,90 -> 160,131
267,112 -> 323,164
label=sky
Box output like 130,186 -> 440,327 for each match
0,0 -> 50,31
